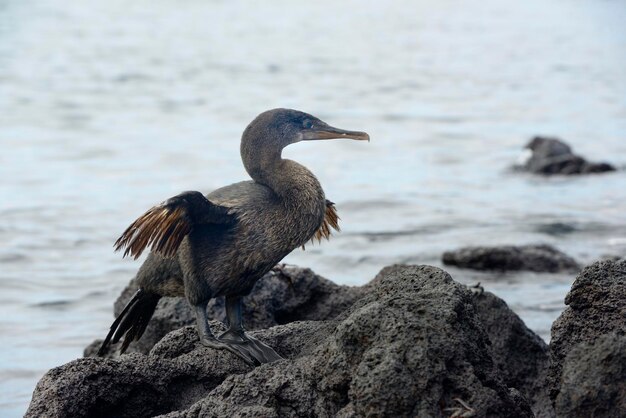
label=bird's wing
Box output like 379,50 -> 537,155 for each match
310,200 -> 341,243
114,191 -> 235,259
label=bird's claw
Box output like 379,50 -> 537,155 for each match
200,336 -> 257,366
201,331 -> 283,366
218,330 -> 283,366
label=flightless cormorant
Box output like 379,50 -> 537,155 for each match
98,108 -> 369,365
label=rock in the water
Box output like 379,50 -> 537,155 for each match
548,259 -> 626,410
29,265 -> 533,417
442,244 -> 580,273
515,136 -> 615,175
87,265 -> 364,357
555,333 -> 626,417
472,291 -> 553,417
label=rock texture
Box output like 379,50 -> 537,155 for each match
548,259 -> 626,416
29,265 -> 535,418
87,265 -> 364,357
472,291 -> 553,417
516,136 -> 615,175
555,333 -> 626,417
28,321 -> 316,418
442,244 -> 580,273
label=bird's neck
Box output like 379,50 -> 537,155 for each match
242,147 -> 323,204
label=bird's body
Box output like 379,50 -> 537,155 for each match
140,174 -> 326,304
98,108 -> 368,364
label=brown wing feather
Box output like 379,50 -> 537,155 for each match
311,200 -> 341,244
114,205 -> 191,260
114,191 -> 233,260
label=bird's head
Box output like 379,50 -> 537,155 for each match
242,108 -> 369,153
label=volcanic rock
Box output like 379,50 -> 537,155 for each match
30,265 -> 534,417
442,244 -> 579,273
548,259 -> 626,413
516,136 -> 615,175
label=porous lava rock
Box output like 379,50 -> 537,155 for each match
30,265 -> 534,417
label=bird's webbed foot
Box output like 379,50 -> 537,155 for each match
217,328 -> 284,366
198,295 -> 284,366
198,335 -> 256,366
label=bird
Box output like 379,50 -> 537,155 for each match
97,108 -> 369,365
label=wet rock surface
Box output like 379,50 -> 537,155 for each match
547,259 -> 626,414
442,244 -> 580,273
29,265 -> 537,417
516,136 -> 616,175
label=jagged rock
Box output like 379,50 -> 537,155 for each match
442,244 -> 580,273
29,265 -> 533,417
378,264 -> 551,415
516,136 -> 615,175
305,265 -> 532,417
87,265 -> 364,357
472,291 -> 553,417
548,259 -> 626,409
555,333 -> 626,417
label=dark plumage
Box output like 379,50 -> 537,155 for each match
98,108 -> 369,364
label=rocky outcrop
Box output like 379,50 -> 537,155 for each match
87,265 -> 364,357
516,136 -> 615,175
548,259 -> 626,416
29,265 -> 536,417
442,244 -> 579,273
373,266 -> 551,414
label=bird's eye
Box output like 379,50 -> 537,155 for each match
303,120 -> 313,129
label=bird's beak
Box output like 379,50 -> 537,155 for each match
302,124 -> 370,142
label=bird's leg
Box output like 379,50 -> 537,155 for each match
194,303 -> 220,346
194,302 -> 256,366
218,296 -> 284,364
219,295 -> 248,343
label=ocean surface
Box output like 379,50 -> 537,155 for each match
1,0 -> 625,415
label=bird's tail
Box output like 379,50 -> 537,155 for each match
98,289 -> 160,356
